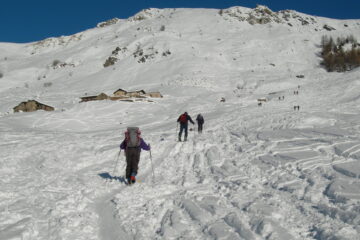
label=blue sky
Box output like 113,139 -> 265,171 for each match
1,0 -> 359,43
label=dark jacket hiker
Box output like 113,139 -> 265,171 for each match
196,114 -> 204,133
120,127 -> 150,184
177,112 -> 194,141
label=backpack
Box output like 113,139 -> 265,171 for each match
125,127 -> 141,148
179,114 -> 187,123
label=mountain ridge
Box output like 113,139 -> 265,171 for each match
0,6 -> 359,113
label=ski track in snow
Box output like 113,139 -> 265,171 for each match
1,99 -> 360,240
95,106 -> 360,240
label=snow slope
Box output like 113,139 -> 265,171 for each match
0,5 -> 360,240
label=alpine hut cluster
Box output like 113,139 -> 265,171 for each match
80,89 -> 163,102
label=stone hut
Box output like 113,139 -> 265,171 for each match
80,93 -> 109,102
146,92 -> 163,98
113,88 -> 127,97
127,90 -> 146,98
13,100 -> 54,113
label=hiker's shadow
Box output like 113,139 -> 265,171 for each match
98,172 -> 126,183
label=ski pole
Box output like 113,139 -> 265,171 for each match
149,149 -> 155,181
112,149 -> 121,176
176,123 -> 179,141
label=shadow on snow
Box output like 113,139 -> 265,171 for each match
98,172 -> 126,183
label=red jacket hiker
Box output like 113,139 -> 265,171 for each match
177,112 -> 194,141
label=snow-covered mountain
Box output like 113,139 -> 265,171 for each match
0,5 -> 360,240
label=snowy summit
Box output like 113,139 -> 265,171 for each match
0,5 -> 360,240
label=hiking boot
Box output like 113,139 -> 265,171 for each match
178,137 -> 181,142
127,178 -> 132,184
130,175 -> 136,183
184,137 -> 187,141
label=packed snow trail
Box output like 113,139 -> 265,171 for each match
94,103 -> 360,240
1,79 -> 359,239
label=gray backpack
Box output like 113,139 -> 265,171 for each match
125,127 -> 141,148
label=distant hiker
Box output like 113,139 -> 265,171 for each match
196,114 -> 205,133
120,127 -> 150,184
177,112 -> 195,141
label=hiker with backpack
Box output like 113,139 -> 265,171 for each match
196,113 -> 204,133
177,112 -> 195,141
120,127 -> 150,184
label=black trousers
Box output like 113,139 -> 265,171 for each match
178,124 -> 188,139
125,147 -> 141,179
198,123 -> 203,133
